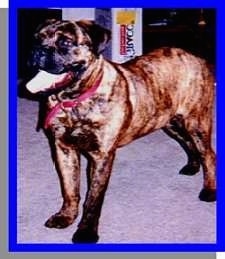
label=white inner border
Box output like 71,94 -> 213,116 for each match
0,0 -> 8,8
217,253 -> 225,259
2,2 -> 223,257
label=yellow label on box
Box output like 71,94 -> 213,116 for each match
116,11 -> 136,25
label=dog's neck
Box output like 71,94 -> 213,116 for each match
53,55 -> 104,101
43,57 -> 104,129
79,55 -> 104,92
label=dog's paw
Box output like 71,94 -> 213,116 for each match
72,228 -> 99,243
179,164 -> 200,176
199,188 -> 216,202
45,213 -> 75,229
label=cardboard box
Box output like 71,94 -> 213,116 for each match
95,8 -> 143,63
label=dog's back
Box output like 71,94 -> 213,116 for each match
108,47 -> 214,146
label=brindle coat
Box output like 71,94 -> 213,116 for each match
27,20 -> 216,243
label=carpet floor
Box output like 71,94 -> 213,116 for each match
17,97 -> 216,244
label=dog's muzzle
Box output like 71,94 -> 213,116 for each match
28,46 -> 67,74
28,46 -> 87,82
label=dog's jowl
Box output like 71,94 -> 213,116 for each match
26,20 -> 216,243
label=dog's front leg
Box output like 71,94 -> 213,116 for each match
72,150 -> 116,243
45,139 -> 81,229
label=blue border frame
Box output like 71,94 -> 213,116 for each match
9,0 -> 225,252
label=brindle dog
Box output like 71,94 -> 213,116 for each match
26,20 -> 216,243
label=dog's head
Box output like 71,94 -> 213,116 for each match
26,19 -> 110,94
29,19 -> 111,75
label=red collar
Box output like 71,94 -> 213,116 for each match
44,73 -> 103,129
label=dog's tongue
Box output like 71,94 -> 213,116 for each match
26,70 -> 74,94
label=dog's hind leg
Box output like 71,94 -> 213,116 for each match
163,114 -> 201,176
164,111 -> 216,202
185,115 -> 216,202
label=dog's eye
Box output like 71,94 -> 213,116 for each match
57,38 -> 74,48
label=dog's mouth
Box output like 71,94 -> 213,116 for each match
26,70 -> 75,94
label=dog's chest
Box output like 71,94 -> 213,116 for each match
63,121 -> 101,151
50,96 -> 110,151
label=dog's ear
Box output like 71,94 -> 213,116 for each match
35,19 -> 60,39
76,20 -> 111,55
36,19 -> 59,31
